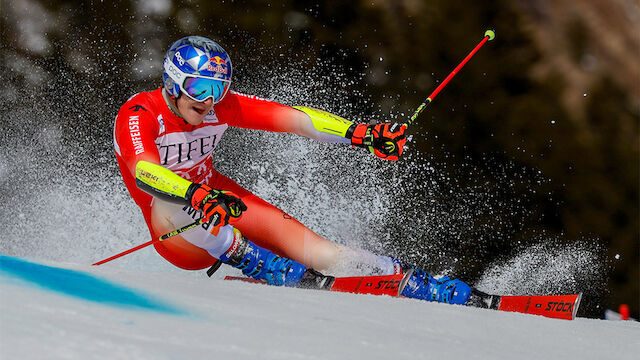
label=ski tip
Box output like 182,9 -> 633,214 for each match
496,293 -> 583,320
572,292 -> 583,320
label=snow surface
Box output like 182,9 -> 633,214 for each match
1,256 -> 638,360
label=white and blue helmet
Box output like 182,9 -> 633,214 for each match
163,36 -> 232,103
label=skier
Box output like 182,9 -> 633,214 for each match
114,35 -> 472,304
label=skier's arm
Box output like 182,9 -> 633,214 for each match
217,91 -> 407,160
291,106 -> 355,144
134,161 -> 246,231
134,160 -> 193,204
216,91 -> 349,143
295,106 -> 408,161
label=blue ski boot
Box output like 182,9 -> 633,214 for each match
220,236 -> 307,287
400,266 -> 472,305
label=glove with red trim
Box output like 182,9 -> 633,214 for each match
188,184 -> 247,233
348,122 -> 407,161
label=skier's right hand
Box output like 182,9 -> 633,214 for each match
188,184 -> 247,232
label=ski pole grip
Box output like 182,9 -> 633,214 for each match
484,29 -> 496,41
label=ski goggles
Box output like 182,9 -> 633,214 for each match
180,76 -> 230,103
165,59 -> 231,103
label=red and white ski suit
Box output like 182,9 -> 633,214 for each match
113,88 -> 342,270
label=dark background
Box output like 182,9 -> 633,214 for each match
1,0 -> 637,318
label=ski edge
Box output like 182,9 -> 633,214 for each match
225,276 -> 265,284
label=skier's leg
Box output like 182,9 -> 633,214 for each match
143,175 -> 334,273
206,169 -> 398,275
150,168 -> 471,302
235,193 -> 398,274
149,199 -> 219,270
233,194 -> 341,271
150,191 -> 472,303
149,197 -> 308,285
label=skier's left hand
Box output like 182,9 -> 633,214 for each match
349,122 -> 407,161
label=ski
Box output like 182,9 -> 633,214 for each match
225,274 -> 582,320
225,273 -> 407,297
497,293 -> 582,320
466,290 -> 582,320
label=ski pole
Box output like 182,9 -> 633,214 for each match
92,219 -> 203,266
402,29 -> 495,130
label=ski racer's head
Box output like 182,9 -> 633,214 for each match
163,36 -> 232,125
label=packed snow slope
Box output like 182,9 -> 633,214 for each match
1,255 -> 638,360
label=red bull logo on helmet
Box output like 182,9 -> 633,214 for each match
208,56 -> 228,74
